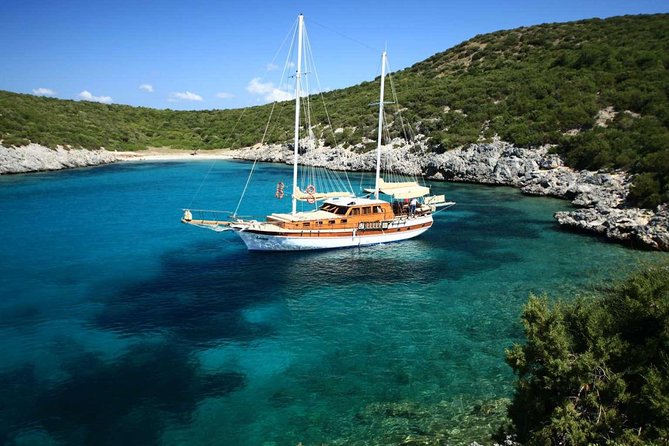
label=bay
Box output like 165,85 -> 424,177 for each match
0,160 -> 664,445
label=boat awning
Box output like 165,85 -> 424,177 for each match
293,187 -> 354,202
387,185 -> 431,199
365,179 -> 430,199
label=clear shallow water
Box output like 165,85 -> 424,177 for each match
0,160 -> 665,445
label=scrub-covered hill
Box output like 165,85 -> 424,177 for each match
1,14 -> 667,206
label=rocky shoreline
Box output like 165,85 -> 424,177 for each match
1,141 -> 667,250
0,144 -> 118,174
229,139 -> 669,250
0,144 -> 233,174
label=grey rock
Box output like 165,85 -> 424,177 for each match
0,144 -> 118,174
555,205 -> 669,250
231,137 -> 668,250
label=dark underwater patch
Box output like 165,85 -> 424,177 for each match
0,341 -> 245,446
92,246 -> 284,344
0,304 -> 42,328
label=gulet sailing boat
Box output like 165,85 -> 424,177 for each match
182,14 -> 452,251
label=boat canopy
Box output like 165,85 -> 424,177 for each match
365,178 -> 430,199
293,186 -> 354,202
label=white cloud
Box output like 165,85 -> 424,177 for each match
139,83 -> 154,93
268,89 -> 293,102
78,90 -> 113,104
266,62 -> 279,71
216,92 -> 234,99
247,78 -> 273,95
33,88 -> 56,96
168,91 -> 203,102
246,77 -> 292,102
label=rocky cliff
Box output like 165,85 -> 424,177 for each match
0,144 -> 118,174
230,140 -> 669,250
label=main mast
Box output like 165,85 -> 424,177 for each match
292,14 -> 304,215
374,51 -> 387,199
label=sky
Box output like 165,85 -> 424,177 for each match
1,0 -> 667,111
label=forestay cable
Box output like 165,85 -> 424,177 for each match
233,101 -> 278,218
187,108 -> 247,208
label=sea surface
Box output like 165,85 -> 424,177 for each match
0,160 -> 664,445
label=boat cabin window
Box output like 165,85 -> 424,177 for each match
349,208 -> 360,216
320,204 -> 347,215
374,206 -> 383,213
362,207 -> 372,215
303,222 -> 310,227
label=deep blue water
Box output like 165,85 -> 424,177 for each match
0,160 -> 664,445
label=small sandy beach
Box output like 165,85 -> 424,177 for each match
114,147 -> 234,162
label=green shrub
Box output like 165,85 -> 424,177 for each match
628,173 -> 662,209
505,265 -> 669,445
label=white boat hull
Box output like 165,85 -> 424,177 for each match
180,23 -> 454,253
232,215 -> 433,251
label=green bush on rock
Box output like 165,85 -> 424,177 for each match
505,265 -> 669,445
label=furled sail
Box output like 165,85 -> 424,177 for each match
365,178 -> 430,199
293,187 -> 354,202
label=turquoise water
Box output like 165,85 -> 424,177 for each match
0,160 -> 664,445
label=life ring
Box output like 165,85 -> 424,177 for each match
305,184 -> 316,203
275,181 -> 285,199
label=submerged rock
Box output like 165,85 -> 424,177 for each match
349,396 -> 511,446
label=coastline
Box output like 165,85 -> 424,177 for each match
227,139 -> 669,251
1,142 -> 667,251
0,144 -> 233,174
114,147 -> 234,162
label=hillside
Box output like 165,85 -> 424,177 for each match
399,13 -> 669,208
1,14 -> 668,207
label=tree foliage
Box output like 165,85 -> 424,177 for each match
505,265 -> 669,445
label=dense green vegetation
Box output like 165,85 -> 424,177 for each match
505,264 -> 669,445
0,94 -> 281,151
1,14 -> 668,206
400,13 -> 669,207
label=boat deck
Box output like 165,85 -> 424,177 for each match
268,210 -> 337,222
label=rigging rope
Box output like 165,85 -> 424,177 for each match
230,19 -> 300,218
187,20 -> 299,212
370,54 -> 428,189
233,101 -> 278,218
269,18 -> 299,74
305,33 -> 354,195
187,108 -> 247,208
309,19 -> 378,53
388,68 -> 415,143
297,23 -> 355,197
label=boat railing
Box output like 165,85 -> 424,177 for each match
181,208 -> 241,231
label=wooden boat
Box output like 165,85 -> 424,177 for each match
182,14 -> 453,251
